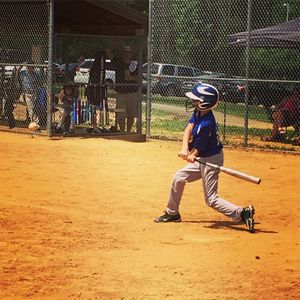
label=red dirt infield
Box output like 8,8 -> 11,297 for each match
0,132 -> 299,299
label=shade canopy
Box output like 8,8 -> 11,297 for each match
228,17 -> 300,48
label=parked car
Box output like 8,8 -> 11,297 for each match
142,63 -> 204,96
181,71 -> 227,98
220,77 -> 245,103
2,65 -> 17,79
182,73 -> 292,107
74,58 -> 115,85
223,80 -> 293,106
2,62 -> 58,84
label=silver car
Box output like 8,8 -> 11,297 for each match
142,63 -> 204,96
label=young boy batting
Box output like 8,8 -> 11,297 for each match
154,82 -> 255,233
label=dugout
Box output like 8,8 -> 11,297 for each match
0,0 -> 148,141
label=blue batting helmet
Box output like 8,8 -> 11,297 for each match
185,82 -> 219,111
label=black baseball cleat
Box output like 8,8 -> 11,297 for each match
154,211 -> 181,223
241,205 -> 255,233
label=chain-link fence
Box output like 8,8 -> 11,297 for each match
0,0 -> 49,133
1,0 -> 300,150
0,0 -> 147,137
148,0 -> 300,149
52,34 -> 146,135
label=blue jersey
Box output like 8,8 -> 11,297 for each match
188,110 -> 223,157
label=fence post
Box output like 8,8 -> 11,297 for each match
146,0 -> 154,139
47,0 -> 54,137
137,37 -> 143,134
244,0 -> 253,147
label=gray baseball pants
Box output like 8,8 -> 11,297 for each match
166,150 -> 243,220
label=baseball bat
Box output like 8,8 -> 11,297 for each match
193,157 -> 261,184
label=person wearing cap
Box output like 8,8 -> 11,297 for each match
154,82 -> 256,233
106,46 -> 139,132
19,61 -> 42,131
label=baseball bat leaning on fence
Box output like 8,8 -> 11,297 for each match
193,157 -> 261,184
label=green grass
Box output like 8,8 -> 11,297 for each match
150,119 -> 271,137
216,102 -> 270,123
91,89 -> 271,123
218,124 -> 270,137
151,95 -> 186,107
149,107 -> 298,151
149,95 -> 271,123
149,118 -> 186,132
149,108 -> 271,137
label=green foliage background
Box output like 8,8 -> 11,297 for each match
151,0 -> 300,79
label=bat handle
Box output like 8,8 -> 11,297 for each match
194,157 -> 219,168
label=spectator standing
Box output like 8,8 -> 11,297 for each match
19,61 -> 42,131
107,46 -> 139,132
87,50 -> 107,133
88,50 -> 106,106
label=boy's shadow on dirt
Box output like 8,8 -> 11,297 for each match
183,220 -> 278,234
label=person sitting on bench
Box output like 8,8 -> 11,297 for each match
262,88 -> 300,142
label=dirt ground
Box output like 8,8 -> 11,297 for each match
0,132 -> 299,300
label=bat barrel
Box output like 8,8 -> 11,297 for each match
194,158 -> 261,185
220,167 -> 261,184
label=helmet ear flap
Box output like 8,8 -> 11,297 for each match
185,98 -> 201,112
196,101 -> 202,111
185,98 -> 193,112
